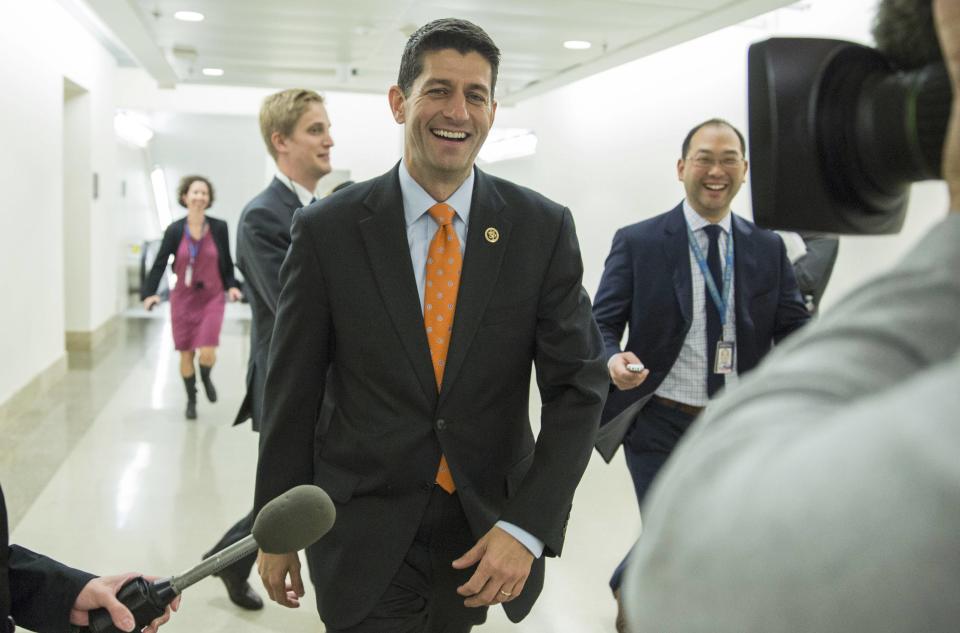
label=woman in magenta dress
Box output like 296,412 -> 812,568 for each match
141,175 -> 243,419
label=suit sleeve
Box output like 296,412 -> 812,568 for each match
772,236 -> 811,342
237,205 -> 291,315
214,220 -> 240,291
140,223 -> 179,299
592,228 -> 634,361
8,545 -> 95,633
253,212 -> 330,515
499,208 -> 608,556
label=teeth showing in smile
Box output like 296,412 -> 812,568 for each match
432,129 -> 467,140
704,184 -> 727,191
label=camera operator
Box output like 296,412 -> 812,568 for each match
622,0 -> 960,631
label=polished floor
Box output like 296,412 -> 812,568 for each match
3,304 -> 639,632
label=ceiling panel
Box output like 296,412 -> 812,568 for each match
82,0 -> 798,102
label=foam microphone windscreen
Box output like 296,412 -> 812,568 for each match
252,485 -> 336,554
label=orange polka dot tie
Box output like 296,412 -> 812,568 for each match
425,202 -> 461,494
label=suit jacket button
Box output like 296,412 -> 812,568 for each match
436,418 -> 446,430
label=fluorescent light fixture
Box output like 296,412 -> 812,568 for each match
563,40 -> 592,50
201,67 -> 224,77
150,167 -> 172,228
174,10 -> 204,22
478,128 -> 538,163
114,110 -> 154,147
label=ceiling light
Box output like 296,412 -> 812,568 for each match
201,67 -> 224,77
563,40 -> 592,50
174,11 -> 205,22
114,110 -> 154,147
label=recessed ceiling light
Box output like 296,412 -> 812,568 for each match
563,40 -> 592,50
174,11 -> 205,22
201,67 -> 224,77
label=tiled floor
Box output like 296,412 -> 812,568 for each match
3,305 -> 639,632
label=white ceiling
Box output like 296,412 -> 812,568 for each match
71,0 -> 797,104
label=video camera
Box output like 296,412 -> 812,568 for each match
749,34 -> 951,234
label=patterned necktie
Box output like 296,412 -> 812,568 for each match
425,202 -> 462,493
703,224 -> 725,397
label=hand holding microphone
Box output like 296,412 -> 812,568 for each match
74,485 -> 335,633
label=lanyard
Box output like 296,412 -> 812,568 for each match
686,224 -> 734,327
184,220 -> 206,263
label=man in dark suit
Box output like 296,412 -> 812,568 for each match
253,18 -> 608,633
1,483 -> 177,633
202,88 -> 334,611
592,119 -> 809,631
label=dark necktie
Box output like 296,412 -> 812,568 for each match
703,224 -> 725,397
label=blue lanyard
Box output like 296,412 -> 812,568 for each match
686,224 -> 734,327
184,221 -> 206,262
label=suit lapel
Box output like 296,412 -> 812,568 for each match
268,177 -> 303,216
439,169 -> 509,406
664,204 -> 693,328
732,214 -> 757,339
358,168 -> 438,407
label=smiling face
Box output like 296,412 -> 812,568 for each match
389,48 -> 497,196
182,179 -> 211,212
677,124 -> 749,222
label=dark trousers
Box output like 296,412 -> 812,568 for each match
609,399 -> 697,592
206,510 -> 257,581
325,487 -> 488,633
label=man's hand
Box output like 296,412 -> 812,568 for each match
69,573 -> 180,633
257,551 -> 304,608
228,287 -> 244,302
608,351 -> 650,390
452,526 -> 534,607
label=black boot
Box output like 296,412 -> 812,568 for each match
199,364 -> 218,402
183,375 -> 197,419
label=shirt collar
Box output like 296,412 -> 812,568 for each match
399,160 -> 474,227
683,198 -> 733,234
275,170 -> 317,207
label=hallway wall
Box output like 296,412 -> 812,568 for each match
0,0 -> 121,405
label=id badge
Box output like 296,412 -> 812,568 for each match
184,264 -> 193,288
714,341 -> 735,374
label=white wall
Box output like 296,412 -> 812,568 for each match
117,73 -> 402,252
0,0 -> 120,404
485,0 -> 948,310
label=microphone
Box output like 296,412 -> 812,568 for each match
75,485 -> 335,633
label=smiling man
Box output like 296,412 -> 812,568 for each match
252,18 -> 607,633
591,119 -> 809,632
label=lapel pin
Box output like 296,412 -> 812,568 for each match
484,227 -> 500,243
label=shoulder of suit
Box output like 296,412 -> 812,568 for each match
481,171 -> 567,222
617,205 -> 681,237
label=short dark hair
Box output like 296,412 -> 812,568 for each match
397,18 -> 501,98
873,0 -> 941,70
681,119 -> 746,158
177,175 -> 215,209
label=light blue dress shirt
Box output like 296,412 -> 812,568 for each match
397,161 -> 544,559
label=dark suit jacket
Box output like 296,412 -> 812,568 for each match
593,203 -> 809,434
1,484 -> 94,633
254,164 -> 608,628
141,215 -> 239,299
233,178 -> 303,430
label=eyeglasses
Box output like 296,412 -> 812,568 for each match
686,155 -> 745,169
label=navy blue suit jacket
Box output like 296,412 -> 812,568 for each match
593,203 -> 809,429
